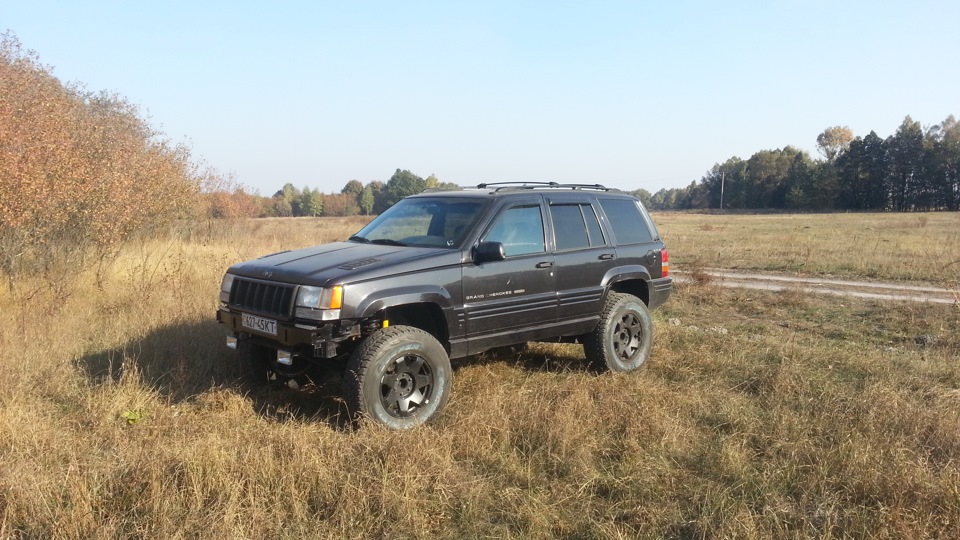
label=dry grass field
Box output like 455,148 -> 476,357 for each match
656,211 -> 960,285
1,212 -> 958,539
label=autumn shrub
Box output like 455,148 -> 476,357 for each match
200,171 -> 265,219
0,32 -> 200,294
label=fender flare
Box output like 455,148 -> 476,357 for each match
355,284 -> 455,323
601,265 -> 652,301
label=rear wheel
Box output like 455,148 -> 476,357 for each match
344,326 -> 452,430
583,292 -> 653,372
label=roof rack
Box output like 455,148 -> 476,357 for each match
420,186 -> 464,193
475,182 -> 615,192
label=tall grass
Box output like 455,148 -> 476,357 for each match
0,214 -> 958,538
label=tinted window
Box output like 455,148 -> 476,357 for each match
583,204 -> 605,246
599,198 -> 654,244
551,204 -> 590,250
550,203 -> 606,250
482,205 -> 545,256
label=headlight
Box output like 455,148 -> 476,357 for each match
296,286 -> 324,308
295,285 -> 343,321
219,273 -> 236,303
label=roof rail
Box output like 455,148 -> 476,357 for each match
420,186 -> 464,193
475,182 -> 615,192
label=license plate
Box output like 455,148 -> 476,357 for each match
241,313 -> 277,336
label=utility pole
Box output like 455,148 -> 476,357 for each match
720,171 -> 725,212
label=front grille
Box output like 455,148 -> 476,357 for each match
230,278 -> 295,318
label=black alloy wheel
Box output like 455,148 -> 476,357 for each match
345,325 -> 452,429
583,292 -> 654,373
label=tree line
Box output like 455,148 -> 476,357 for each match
207,170 -> 459,219
237,114 -> 959,219
645,118 -> 960,212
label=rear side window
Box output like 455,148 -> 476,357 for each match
598,198 -> 655,244
551,203 -> 606,250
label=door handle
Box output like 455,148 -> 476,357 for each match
536,261 -> 554,269
599,253 -> 615,260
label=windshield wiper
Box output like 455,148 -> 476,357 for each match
370,238 -> 407,247
348,235 -> 370,243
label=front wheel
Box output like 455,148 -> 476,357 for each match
235,337 -> 311,387
344,326 -> 452,429
236,338 -> 273,385
583,292 -> 654,373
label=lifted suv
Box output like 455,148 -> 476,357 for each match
217,183 -> 671,429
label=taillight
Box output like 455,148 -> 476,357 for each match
661,249 -> 669,277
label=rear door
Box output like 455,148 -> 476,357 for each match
547,195 -> 617,322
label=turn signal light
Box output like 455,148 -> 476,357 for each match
329,285 -> 343,310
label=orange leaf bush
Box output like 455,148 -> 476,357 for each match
0,32 -> 201,290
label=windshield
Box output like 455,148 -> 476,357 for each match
351,197 -> 488,248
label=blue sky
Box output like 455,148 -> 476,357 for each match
4,0 -> 958,195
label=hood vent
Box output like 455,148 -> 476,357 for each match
339,257 -> 382,270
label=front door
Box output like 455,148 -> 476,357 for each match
462,198 -> 557,342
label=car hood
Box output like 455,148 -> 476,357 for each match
228,241 -> 463,287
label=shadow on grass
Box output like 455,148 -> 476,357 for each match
456,342 -> 591,374
79,319 -> 590,430
77,318 -> 352,430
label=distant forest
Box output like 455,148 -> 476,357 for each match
255,117 -> 960,219
3,28 -> 956,226
639,118 -> 960,212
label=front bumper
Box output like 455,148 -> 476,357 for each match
216,308 -> 350,357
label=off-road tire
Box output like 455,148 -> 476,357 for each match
344,325 -> 452,430
236,338 -> 274,386
583,292 -> 653,373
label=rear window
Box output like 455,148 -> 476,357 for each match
598,198 -> 655,244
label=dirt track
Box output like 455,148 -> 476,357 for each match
673,269 -> 958,305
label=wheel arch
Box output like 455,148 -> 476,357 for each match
380,302 -> 450,348
603,265 -> 652,306
354,286 -> 452,348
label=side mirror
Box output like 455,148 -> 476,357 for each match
473,241 -> 506,264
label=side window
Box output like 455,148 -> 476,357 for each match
551,204 -> 590,250
583,204 -> 605,246
598,198 -> 655,244
550,203 -> 607,250
482,204 -> 545,257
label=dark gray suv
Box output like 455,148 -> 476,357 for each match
217,183 -> 671,429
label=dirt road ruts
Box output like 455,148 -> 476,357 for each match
673,269 -> 957,305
